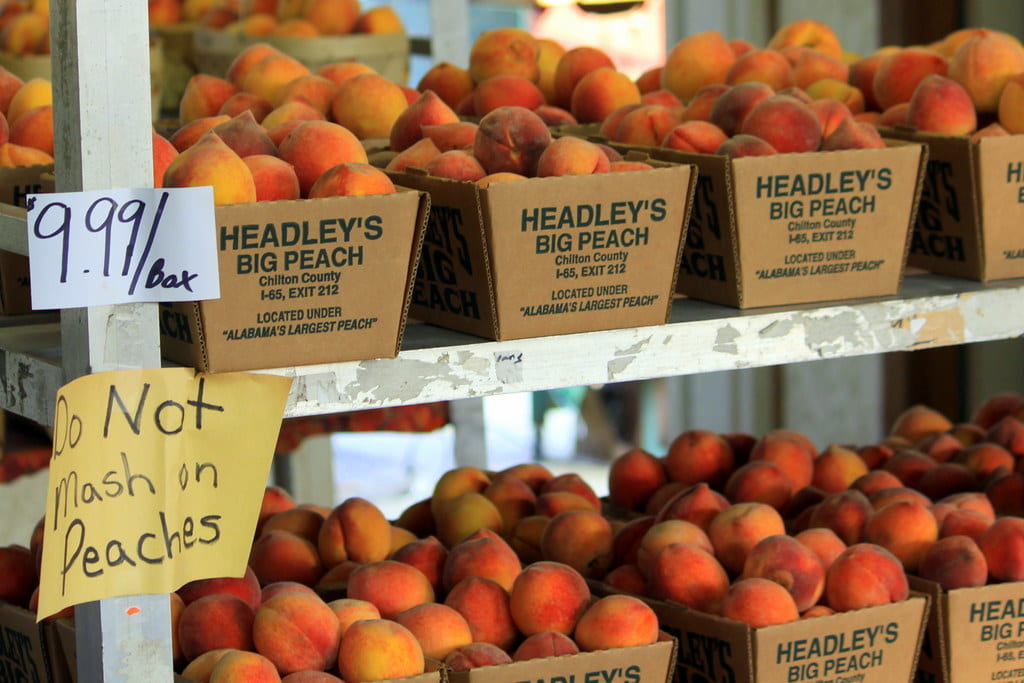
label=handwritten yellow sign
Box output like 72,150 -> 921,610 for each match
38,368 -> 292,620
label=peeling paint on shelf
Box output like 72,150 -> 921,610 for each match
714,325 -> 740,354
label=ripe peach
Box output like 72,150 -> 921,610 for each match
655,481 -> 730,529
664,429 -> 735,489
468,27 -> 539,84
869,486 -> 932,511
278,120 -> 367,196
509,561 -> 590,636
181,648 -> 233,682
316,497 -> 392,569
250,529 -> 324,587
471,74 -> 545,117
794,527 -> 847,571
417,62 -> 474,109
179,74 -> 238,125
851,470 -> 903,497
337,619 -> 425,683
647,542 -> 729,612
661,120 -> 728,153
0,141 -> 51,166
716,134 -> 778,158
445,576 -> 518,651
958,442 -> 1014,478
740,94 -> 822,154
393,92 -> 464,151
177,594 -> 255,662
939,508 -> 992,541
434,492 -> 504,547
988,416 -> 1024,456
604,564 -> 647,595
986,472 -> 1024,517
708,82 -> 775,136
749,431 -> 815,491
241,53 -> 310,107
825,543 -> 909,611
1,12 -> 46,56
395,602 -> 473,660
882,450 -> 938,488
708,502 -> 787,576
281,672 -> 341,682
905,74 -> 977,135
919,535 -> 988,590
422,149 -> 485,181
275,75 -> 338,116
662,31 -> 736,102
536,491 -> 597,517
177,566 -> 261,610
260,100 -> 326,131
641,89 -> 684,109
806,489 -> 873,546
570,67 -> 641,124
354,5 -> 404,33
890,404 -> 954,443
848,54 -> 886,111
792,50 -> 849,90
483,471 -> 537,534
636,519 -> 713,576
309,162 -> 396,197
163,131 -> 256,205
445,642 -> 512,671
978,517 -> 1024,581
611,516 -> 656,568
681,84 -> 729,122
513,631 -> 579,661
419,121 -> 477,152
574,594 -> 659,651
949,29 -> 1024,112
244,155 -> 301,202
864,500 -> 938,572
916,462 -> 976,500
501,462 -> 555,492
720,577 -> 800,627
473,105 -> 552,176
803,605 -> 836,619
390,535 -> 447,593
742,534 -> 825,612
535,136 -> 610,177
326,598 -> 380,636
725,49 -> 793,90
535,38 -> 566,104
540,509 -> 612,578
385,137 -> 441,173
328,73 -> 408,140
252,591 -> 341,675
0,545 -> 37,608
208,650 -> 281,683
345,560 -> 435,619
872,47 -> 948,111
607,447 -> 666,511
812,444 -> 869,494
767,19 -> 842,60
553,46 -> 616,108
724,461 -> 793,509
302,0 -> 359,34
219,91 -> 273,122
809,98 -> 853,138
211,110 -> 277,159
443,528 -> 521,592
612,104 -> 679,146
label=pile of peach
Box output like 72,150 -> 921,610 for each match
603,391 -> 1024,621
0,0 -> 48,56
150,0 -> 405,38
158,42 -> 421,204
0,72 -> 56,167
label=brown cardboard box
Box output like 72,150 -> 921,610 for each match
0,602 -> 54,683
388,162 -> 695,341
44,618 -> 74,683
0,165 -> 54,315
650,142 -> 927,308
627,592 -> 928,683
160,189 -> 429,372
883,128 -> 1024,281
191,27 -> 410,86
445,639 -> 675,683
909,577 -> 1024,683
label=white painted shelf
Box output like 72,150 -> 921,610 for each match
3,272 -> 1022,426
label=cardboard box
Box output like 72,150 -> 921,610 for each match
635,593 -> 928,683
0,602 -> 54,683
191,27 -> 410,87
883,128 -> 1024,281
45,618 -> 74,683
909,577 -> 1024,683
445,639 -> 675,683
649,142 -> 927,308
160,189 -> 429,372
0,165 -> 55,315
388,162 -> 695,340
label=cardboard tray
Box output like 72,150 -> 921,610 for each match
646,141 -> 928,308
0,601 -> 56,683
909,577 -> 1024,683
444,638 -> 676,683
883,128 -> 1024,281
388,160 -> 696,341
160,189 -> 429,372
0,164 -> 54,315
191,27 -> 410,86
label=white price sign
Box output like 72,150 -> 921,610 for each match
27,186 -> 221,309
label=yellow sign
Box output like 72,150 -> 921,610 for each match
37,368 -> 293,620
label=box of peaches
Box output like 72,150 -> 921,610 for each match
154,42 -> 430,373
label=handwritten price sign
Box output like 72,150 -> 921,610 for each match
27,187 -> 220,309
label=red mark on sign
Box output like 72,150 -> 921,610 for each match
126,607 -> 141,616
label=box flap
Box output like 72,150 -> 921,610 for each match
0,601 -> 52,683
907,576 -> 948,683
975,134 -> 1024,280
941,580 -> 1024,682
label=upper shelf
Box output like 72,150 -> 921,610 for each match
4,272 -> 1015,426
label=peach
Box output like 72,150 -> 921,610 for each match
920,535 -> 988,589
782,486 -> 827,525
326,597 -> 380,636
972,392 -> 1024,428
208,650 -> 281,683
608,447 -> 667,511
417,62 -> 474,109
177,566 -> 261,610
741,534 -> 825,612
316,60 -> 375,87
4,103 -> 49,155
749,431 -> 815,491
858,443 -> 895,470
0,67 -> 23,117
724,461 -> 793,509
534,136 -> 609,177
978,516 -> 1024,581
473,105 -> 552,175
809,98 -> 853,138
390,535 -> 447,593
890,404 -> 955,443
864,500 -> 938,572
250,529 -> 324,586
805,78 -> 866,115
540,509 -> 612,578
219,92 -> 273,122
768,19 -> 842,60
260,508 -> 323,545
681,84 -> 729,122
532,104 -> 577,127
987,471 -> 1024,517
316,560 -> 360,591
244,155 -> 301,202
812,444 -> 869,493
536,491 -> 597,517
851,470 -> 902,497
393,527 -> 424,552
604,563 -> 647,595
869,486 -> 932,511
806,488 -> 874,546
716,134 -> 778,158
636,519 -> 713,576
473,74 -> 545,116
0,12 -> 46,56
849,54 -> 887,111
261,580 -> 317,603
570,67 -> 641,124
905,74 -> 977,135
276,75 -> 338,115
882,449 -> 938,488
663,429 -> 735,489
346,560 -> 434,619
998,73 -> 1024,132
988,416 -> 1024,456
395,602 -> 473,660
434,492 -> 503,547
740,94 -> 822,154
390,89 -> 459,152
385,137 -> 441,172
720,577 -> 800,627
641,89 -> 684,109
612,104 -> 679,146
0,141 -> 51,166
468,27 -> 539,84
661,120 -> 728,153
354,5 -> 404,33
877,102 -> 909,127
803,605 -> 836,619
237,14 -> 278,37
445,642 -> 513,671
611,516 -> 656,568
422,149 -> 484,181
317,496 -> 391,569
648,542 -> 729,611
302,0 -> 359,34
513,631 -> 579,661
163,132 -> 256,205
483,471 -> 537,534
338,619 -> 425,683
0,545 -> 35,607
278,120 -> 367,196
949,29 -> 1024,113
872,47 -> 948,111
958,442 -> 1014,478
181,648 -> 234,682
553,46 -> 616,109
709,82 -> 775,137
915,462 -> 975,501
724,49 -> 793,90
420,121 -> 477,152
443,528 -> 521,592
179,74 -> 239,126
644,481 -> 687,516
281,673 -> 341,683
445,576 -> 518,650
309,162 -> 396,197
708,502 -> 787,576
170,592 -> 185,662
939,508 -> 992,541
510,561 -> 590,636
272,19 -> 319,37
260,100 -> 326,131
177,594 -> 255,662
211,110 -> 277,159
792,50 -> 848,91
501,462 -> 555,492
599,103 -> 642,139
574,594 -> 658,651
535,37 -> 565,104
662,31 -> 736,102
252,591 -> 341,675
328,73 -> 408,140
7,77 -> 51,127
825,543 -> 909,611
918,432 -> 967,463
794,527 -> 847,571
258,486 -> 297,534
242,53 -> 310,107
655,481 -> 730,529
